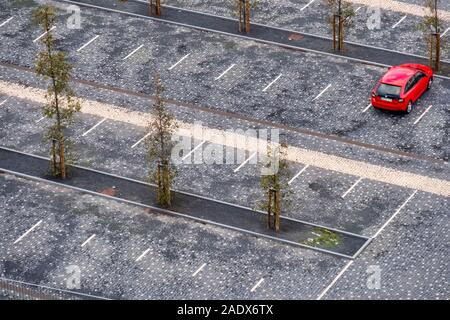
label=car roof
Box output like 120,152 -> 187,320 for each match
380,66 -> 417,87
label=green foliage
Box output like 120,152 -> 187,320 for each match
146,73 -> 178,207
302,227 -> 341,248
33,4 -> 80,178
323,0 -> 355,28
259,143 -> 292,213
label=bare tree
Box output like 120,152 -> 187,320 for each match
419,0 -> 447,71
33,5 -> 80,179
233,0 -> 259,33
260,143 -> 291,232
323,0 -> 355,52
146,73 -> 178,207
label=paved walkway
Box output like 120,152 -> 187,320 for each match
1,79 -> 449,197
61,0 -> 450,77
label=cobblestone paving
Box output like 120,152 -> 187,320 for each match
0,2 -> 448,162
0,173 -> 346,299
324,191 -> 449,299
164,0 -> 450,59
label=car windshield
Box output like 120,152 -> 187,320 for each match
376,83 -> 402,98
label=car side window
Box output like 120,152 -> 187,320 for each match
404,78 -> 413,93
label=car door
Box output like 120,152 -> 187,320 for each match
409,73 -> 422,102
415,72 -> 428,97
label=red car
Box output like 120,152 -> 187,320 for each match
371,63 -> 433,113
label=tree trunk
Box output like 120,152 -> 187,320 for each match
59,138 -> 66,179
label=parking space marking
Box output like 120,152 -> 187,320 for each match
317,260 -> 353,300
135,248 -> 151,262
13,220 -> 42,244
0,98 -> 8,106
312,84 -> 332,101
362,103 -> 372,113
262,74 -> 282,92
168,53 -> 191,70
81,234 -> 96,247
392,15 -> 407,28
413,105 -> 432,125
33,26 -> 56,43
131,132 -> 150,149
77,35 -> 100,52
442,27 -> 450,37
182,140 -> 206,161
123,44 -> 144,60
373,190 -> 417,238
233,152 -> 257,173
215,64 -> 236,80
288,164 -> 309,185
250,278 -> 264,292
301,0 -> 316,11
341,177 -> 363,198
81,118 -> 106,136
0,17 -> 13,27
192,263 -> 206,277
36,116 -> 46,123
355,7 -> 362,13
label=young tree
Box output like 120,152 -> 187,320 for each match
233,0 -> 259,33
323,0 -> 355,52
33,5 -> 80,179
146,73 -> 178,207
260,142 -> 291,232
119,0 -> 162,16
419,0 -> 446,71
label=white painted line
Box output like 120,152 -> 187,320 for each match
233,152 -> 257,173
182,140 -> 206,161
312,84 -> 331,101
131,132 -> 150,149
215,64 -> 236,80
262,74 -> 282,92
355,7 -> 362,13
36,116 -> 46,123
341,177 -> 363,198
413,105 -> 432,125
250,278 -> 264,292
392,15 -> 407,29
81,234 -> 96,247
123,44 -> 144,60
0,17 -> 13,28
0,98 -> 8,106
288,164 -> 309,185
192,263 -> 206,277
13,220 -> 42,244
373,190 -> 417,238
317,260 -> 353,300
168,53 -> 190,70
301,0 -> 316,11
135,248 -> 151,262
362,103 -> 372,113
77,35 -> 100,52
33,26 -> 56,43
81,118 -> 106,136
442,27 -> 450,37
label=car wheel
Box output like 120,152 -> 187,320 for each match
427,77 -> 433,90
406,101 -> 413,114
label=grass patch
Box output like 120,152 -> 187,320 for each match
301,227 -> 340,248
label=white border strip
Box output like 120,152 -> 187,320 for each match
168,53 -> 190,70
81,118 -> 106,136
413,105 -> 432,125
262,74 -> 282,92
341,177 -> 363,198
316,260 -> 353,300
123,44 -> 144,60
81,234 -> 96,247
250,278 -> 264,292
192,263 -> 206,276
372,190 -> 417,238
33,26 -> 56,43
77,35 -> 99,52
0,17 -> 13,28
13,220 -> 42,244
215,64 -> 236,80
